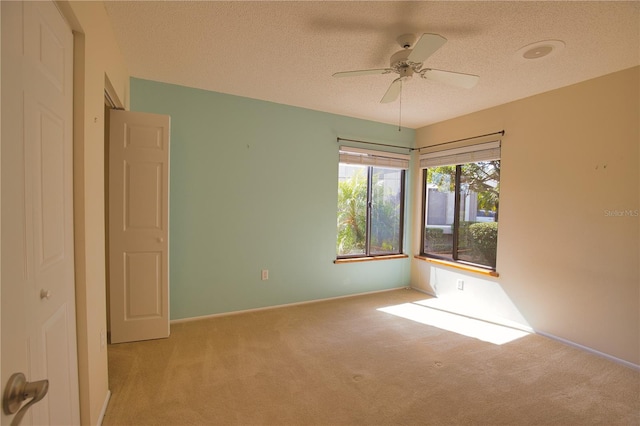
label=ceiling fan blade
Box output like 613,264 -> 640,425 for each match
422,69 -> 479,89
408,33 -> 447,63
380,78 -> 402,103
333,69 -> 393,78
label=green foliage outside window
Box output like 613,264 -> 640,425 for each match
427,161 -> 500,216
337,169 -> 367,255
424,227 -> 449,253
468,222 -> 498,267
337,167 -> 403,256
370,170 -> 401,253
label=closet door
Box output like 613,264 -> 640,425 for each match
109,110 -> 170,344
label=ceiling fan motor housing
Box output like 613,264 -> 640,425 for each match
390,50 -> 418,79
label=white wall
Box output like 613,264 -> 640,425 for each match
411,67 -> 639,366
57,1 -> 129,424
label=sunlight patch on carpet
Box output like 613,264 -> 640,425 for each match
378,302 -> 530,345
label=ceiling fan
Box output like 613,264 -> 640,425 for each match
333,33 -> 479,103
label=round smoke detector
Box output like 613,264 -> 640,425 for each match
516,40 -> 565,61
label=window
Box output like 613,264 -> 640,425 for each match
420,141 -> 500,270
337,147 -> 408,258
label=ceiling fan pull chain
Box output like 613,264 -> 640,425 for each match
398,81 -> 402,132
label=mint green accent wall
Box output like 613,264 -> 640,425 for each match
130,78 -> 415,320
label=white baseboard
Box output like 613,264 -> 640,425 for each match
97,390 -> 111,426
409,286 -> 639,370
535,330 -> 640,371
409,286 -> 436,298
171,286 -> 409,324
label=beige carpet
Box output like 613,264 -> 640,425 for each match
103,289 -> 639,425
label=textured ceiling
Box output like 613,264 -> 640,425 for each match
104,1 -> 640,129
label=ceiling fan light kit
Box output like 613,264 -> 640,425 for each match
333,32 -> 480,104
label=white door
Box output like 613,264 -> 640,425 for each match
1,1 -> 80,425
108,110 -> 170,344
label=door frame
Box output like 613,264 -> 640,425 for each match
49,2 -> 126,424
104,81 -> 125,341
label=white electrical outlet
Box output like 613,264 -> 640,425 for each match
261,269 -> 269,281
457,279 -> 464,290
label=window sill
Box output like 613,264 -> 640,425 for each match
414,255 -> 499,277
334,254 -> 409,264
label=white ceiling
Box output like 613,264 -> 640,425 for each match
104,1 -> 640,129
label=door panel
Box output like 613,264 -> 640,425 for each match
125,252 -> 163,318
109,110 -> 170,344
33,102 -> 67,267
125,124 -> 165,150
125,162 -> 163,230
41,306 -> 75,424
2,1 -> 79,424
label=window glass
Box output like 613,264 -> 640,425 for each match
422,160 -> 499,269
370,167 -> 403,255
424,167 -> 455,261
337,164 -> 367,256
457,161 -> 500,267
337,164 -> 405,258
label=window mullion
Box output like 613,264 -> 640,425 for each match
365,166 -> 373,256
420,169 -> 428,257
397,169 -> 406,253
452,165 -> 461,260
